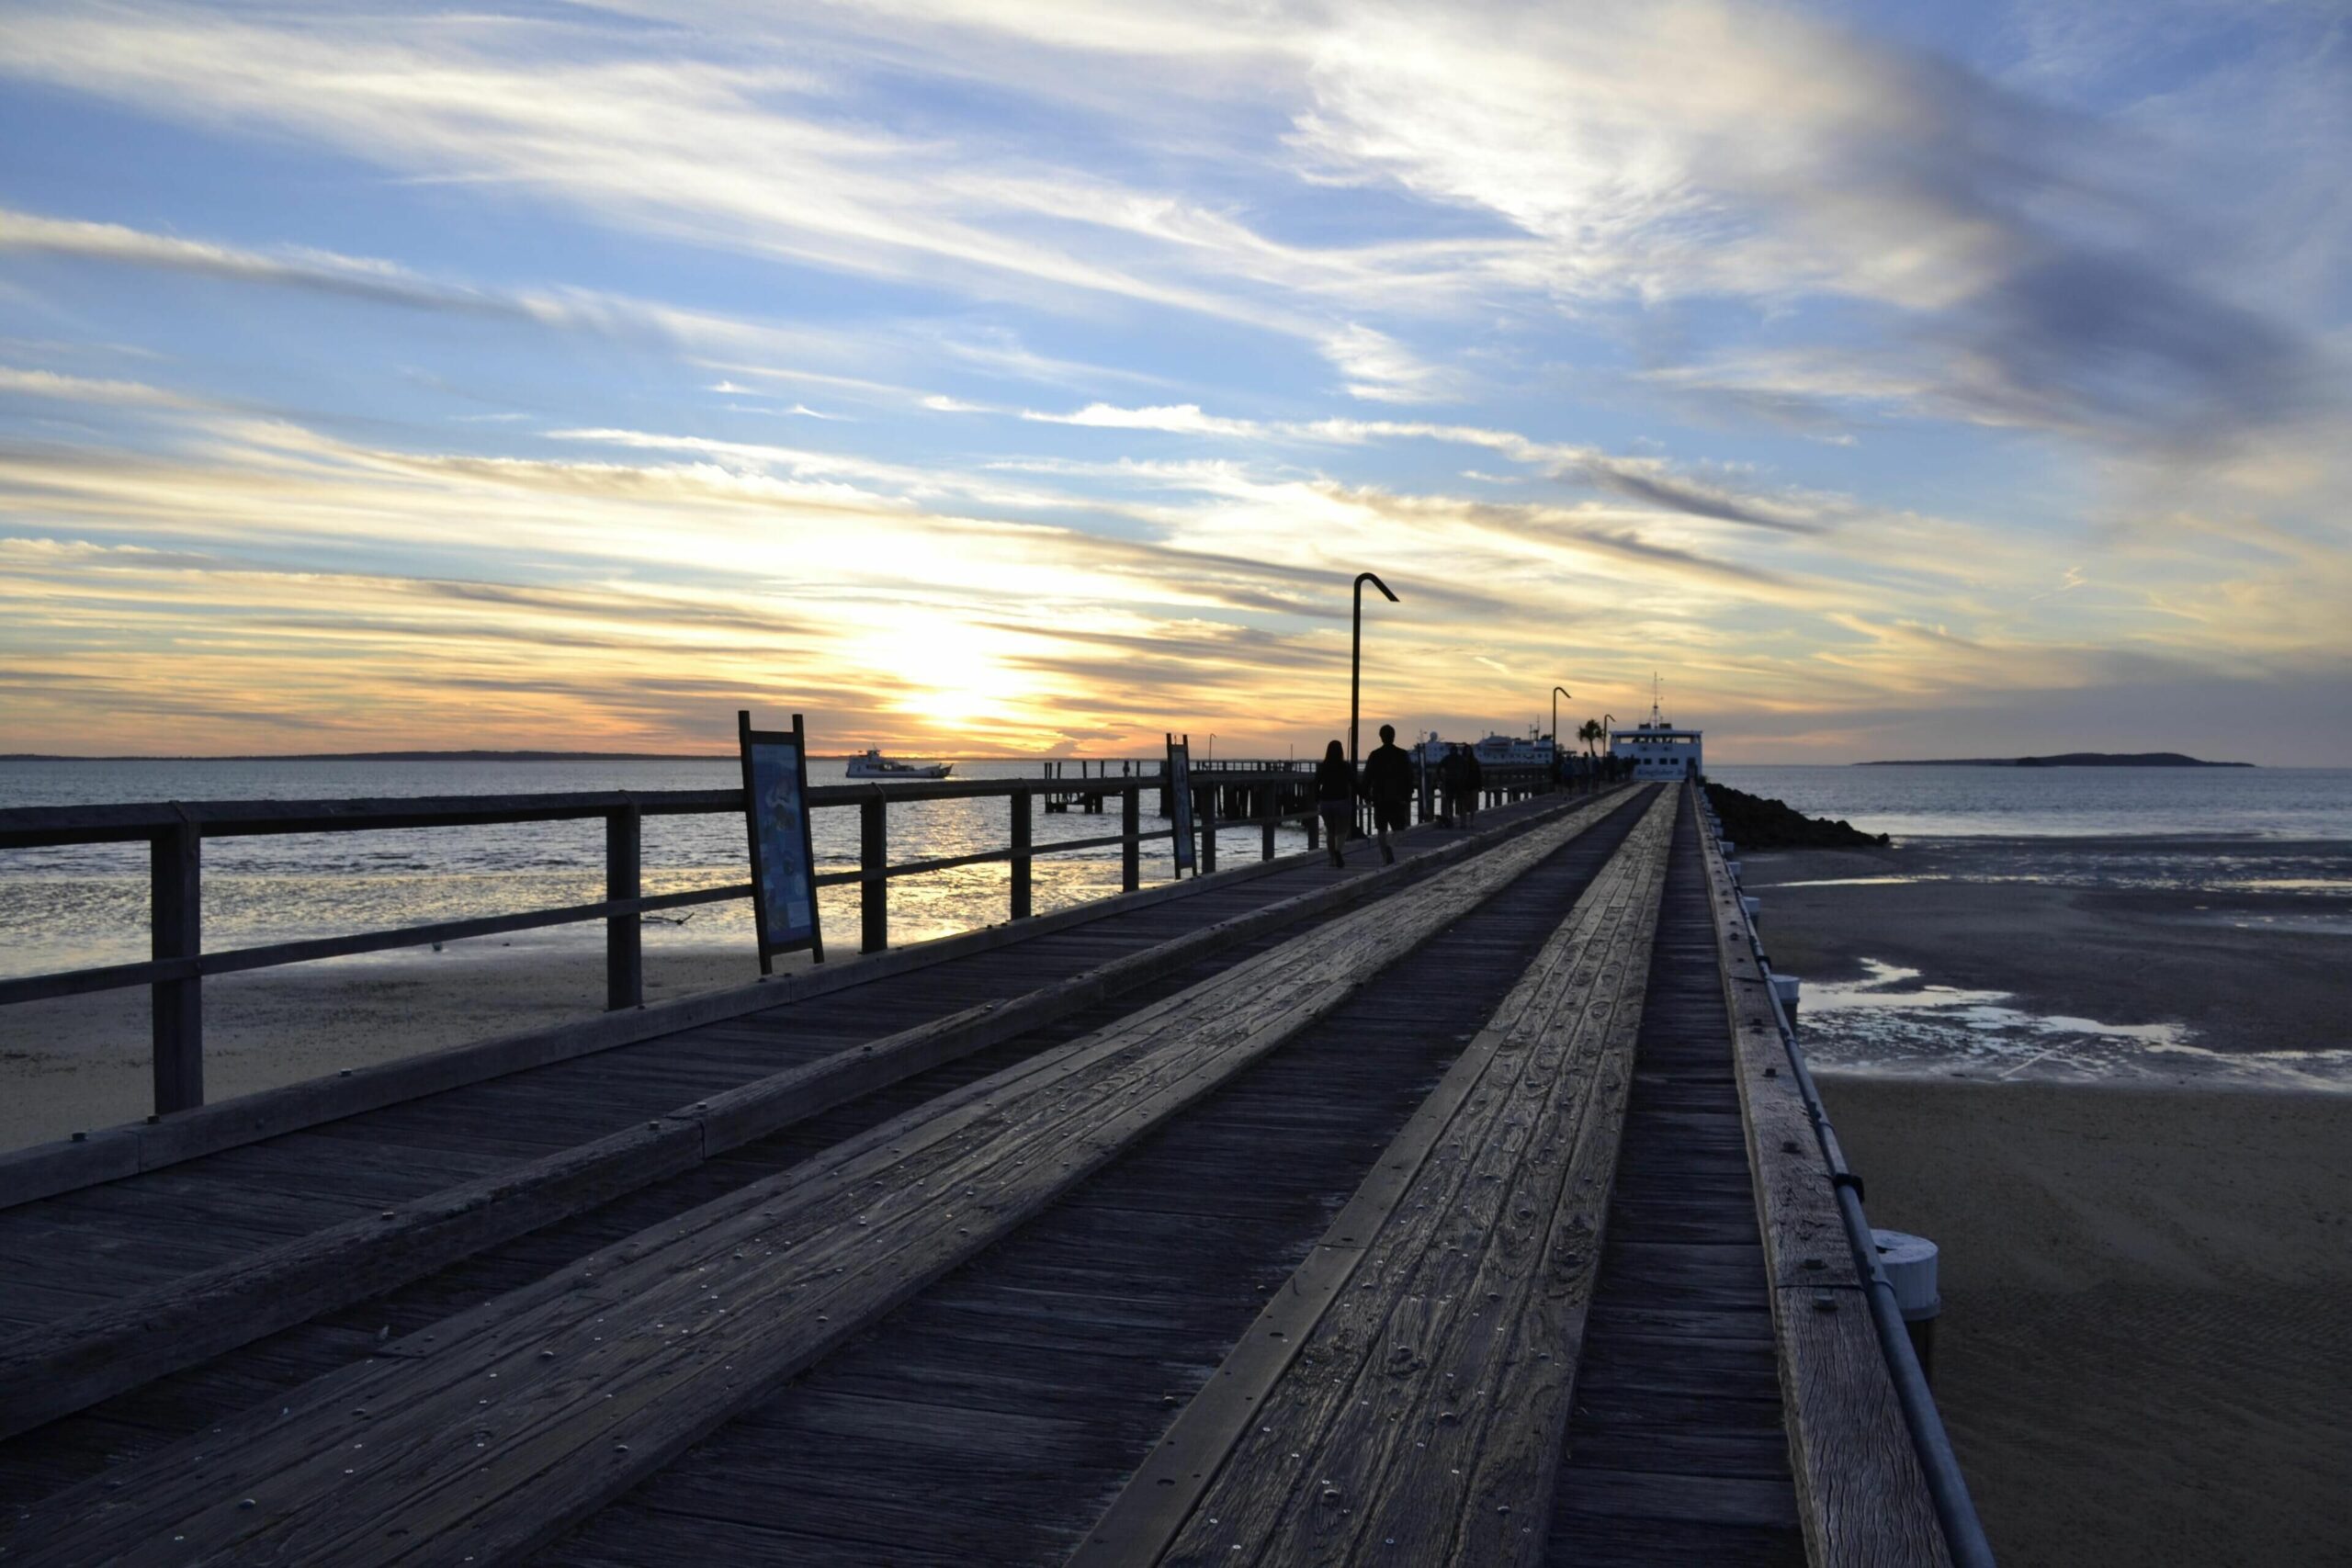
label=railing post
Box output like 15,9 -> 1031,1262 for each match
1011,787 -> 1033,920
1199,783 -> 1217,875
605,802 -> 642,1011
1121,784 -> 1140,892
150,818 -> 202,1114
860,794 -> 888,953
1261,783 -> 1276,862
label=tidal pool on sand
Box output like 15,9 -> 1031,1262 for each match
1799,959 -> 2352,1089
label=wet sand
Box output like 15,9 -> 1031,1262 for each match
1742,841 -> 2349,1070
0,942 -> 763,1154
1825,1075 -> 2352,1566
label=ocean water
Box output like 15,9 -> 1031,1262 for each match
0,758 -> 1313,980
1707,762 -> 2352,840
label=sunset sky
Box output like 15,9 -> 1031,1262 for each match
2,1 -> 2346,761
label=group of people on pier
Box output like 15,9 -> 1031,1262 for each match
1312,725 -> 1487,869
1307,724 -> 1641,870
1558,748 -> 1634,791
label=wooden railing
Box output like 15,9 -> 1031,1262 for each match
0,761 -> 1565,1119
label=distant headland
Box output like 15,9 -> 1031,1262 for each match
1858,752 -> 2253,768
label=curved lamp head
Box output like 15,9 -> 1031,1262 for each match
1354,570 -> 1398,603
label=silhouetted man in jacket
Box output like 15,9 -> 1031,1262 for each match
1360,723 -> 1414,864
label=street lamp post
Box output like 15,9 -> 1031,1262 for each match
1349,571 -> 1399,775
1351,571 -> 1399,843
1551,686 -> 1571,794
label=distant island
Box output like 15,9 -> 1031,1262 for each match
1859,752 -> 2252,768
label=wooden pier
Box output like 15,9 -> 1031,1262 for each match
0,779 -> 1987,1565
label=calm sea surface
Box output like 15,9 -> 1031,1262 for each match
2,760 -> 2346,980
1706,763 -> 2352,840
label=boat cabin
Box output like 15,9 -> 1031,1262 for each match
1611,717 -> 1703,780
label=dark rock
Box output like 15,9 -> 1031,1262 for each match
1703,782 -> 1890,849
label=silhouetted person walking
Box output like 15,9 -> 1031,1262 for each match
1455,744 -> 1485,827
1314,739 -> 1354,868
1361,723 -> 1413,864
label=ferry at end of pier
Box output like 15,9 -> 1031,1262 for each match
1611,702 -> 1703,781
845,749 -> 954,780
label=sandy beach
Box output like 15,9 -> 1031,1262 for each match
1826,1075 -> 2352,1566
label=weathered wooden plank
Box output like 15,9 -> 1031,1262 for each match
1072,787 -> 1678,1567
1768,1285 -> 1953,1564
1550,1465 -> 1804,1528
1273,795 -> 1678,1568
0,791 -> 1633,1565
1696,799 -> 1953,1567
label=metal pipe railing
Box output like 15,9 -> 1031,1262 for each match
1712,791 -> 1997,1567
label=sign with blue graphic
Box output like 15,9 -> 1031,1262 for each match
738,710 -> 822,969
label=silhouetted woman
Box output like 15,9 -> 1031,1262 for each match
1314,739 -> 1354,868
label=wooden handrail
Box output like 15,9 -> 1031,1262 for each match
2,760 -> 1567,1118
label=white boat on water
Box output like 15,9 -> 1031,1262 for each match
844,749 -> 954,780
1410,727 -> 1555,768
1472,726 -> 1556,767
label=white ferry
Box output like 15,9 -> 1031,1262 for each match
844,749 -> 954,781
1410,727 -> 1555,769
1610,701 -> 1702,780
1474,725 -> 1556,766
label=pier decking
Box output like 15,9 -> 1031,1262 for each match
0,781 -> 1982,1565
